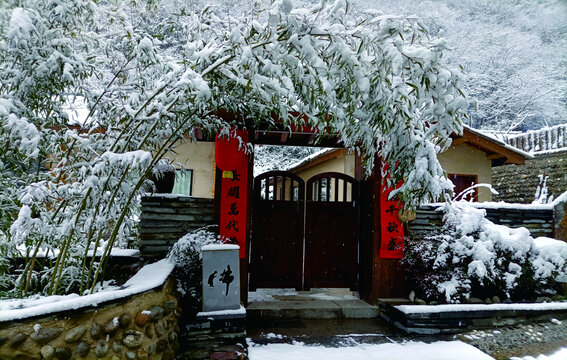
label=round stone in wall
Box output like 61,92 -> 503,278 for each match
103,317 -> 120,334
145,323 -> 155,338
30,328 -> 63,345
10,332 -> 27,347
112,339 -> 123,352
135,312 -> 151,327
122,330 -> 144,348
40,345 -> 55,359
90,322 -> 102,339
77,341 -> 90,357
149,305 -> 165,321
95,339 -> 109,357
54,347 -> 72,360
119,313 -> 132,327
65,325 -> 87,343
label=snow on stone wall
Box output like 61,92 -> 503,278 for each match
0,274 -> 180,360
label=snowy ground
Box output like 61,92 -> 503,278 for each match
247,338 -> 494,360
247,337 -> 567,360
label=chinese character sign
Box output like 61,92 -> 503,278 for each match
379,183 -> 405,258
215,129 -> 249,259
202,244 -> 240,312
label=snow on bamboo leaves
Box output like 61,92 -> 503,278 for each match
1,0 -> 467,297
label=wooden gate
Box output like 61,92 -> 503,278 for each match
250,171 -> 304,290
250,171 -> 358,290
305,172 -> 358,290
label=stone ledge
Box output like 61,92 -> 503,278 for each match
377,299 -> 567,335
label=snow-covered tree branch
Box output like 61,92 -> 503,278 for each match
0,0 -> 467,296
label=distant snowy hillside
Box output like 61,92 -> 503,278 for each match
181,0 -> 567,131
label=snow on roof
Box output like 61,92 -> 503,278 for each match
283,147 -> 338,171
0,259 -> 174,322
285,126 -> 534,173
462,125 -> 534,159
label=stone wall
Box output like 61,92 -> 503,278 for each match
0,279 -> 180,360
139,195 -> 215,257
492,151 -> 567,204
409,204 -> 554,238
179,312 -> 247,360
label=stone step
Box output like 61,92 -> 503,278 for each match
247,298 -> 379,321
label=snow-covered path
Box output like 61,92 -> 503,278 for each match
247,339 -> 495,360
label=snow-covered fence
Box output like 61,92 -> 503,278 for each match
502,124 -> 567,153
139,195 -> 215,258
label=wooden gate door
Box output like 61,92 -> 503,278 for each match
305,172 -> 358,290
250,171 -> 304,290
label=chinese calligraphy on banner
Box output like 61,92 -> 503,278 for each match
215,129 -> 249,259
379,183 -> 405,258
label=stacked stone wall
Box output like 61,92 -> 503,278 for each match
139,195 -> 214,257
492,151 -> 567,204
409,205 -> 554,238
0,279 -> 180,360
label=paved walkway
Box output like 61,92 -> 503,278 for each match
245,289 -> 567,360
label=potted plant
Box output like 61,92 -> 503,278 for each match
149,159 -> 176,193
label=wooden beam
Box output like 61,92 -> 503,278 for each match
280,132 -> 288,143
451,137 -> 469,146
486,153 -> 505,160
307,133 -> 316,145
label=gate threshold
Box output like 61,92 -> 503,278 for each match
246,288 -> 379,321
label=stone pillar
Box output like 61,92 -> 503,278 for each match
201,244 -> 240,312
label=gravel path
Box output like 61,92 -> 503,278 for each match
458,319 -> 567,359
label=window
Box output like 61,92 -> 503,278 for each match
448,174 -> 478,201
172,169 -> 193,196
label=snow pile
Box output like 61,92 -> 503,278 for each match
511,348 -> 567,360
405,203 -> 567,303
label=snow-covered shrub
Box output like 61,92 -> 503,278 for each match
167,225 -> 221,319
405,203 -> 567,303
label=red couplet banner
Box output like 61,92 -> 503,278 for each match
215,129 -> 249,259
379,183 -> 405,259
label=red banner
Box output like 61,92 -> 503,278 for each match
216,129 -> 249,259
379,183 -> 405,259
